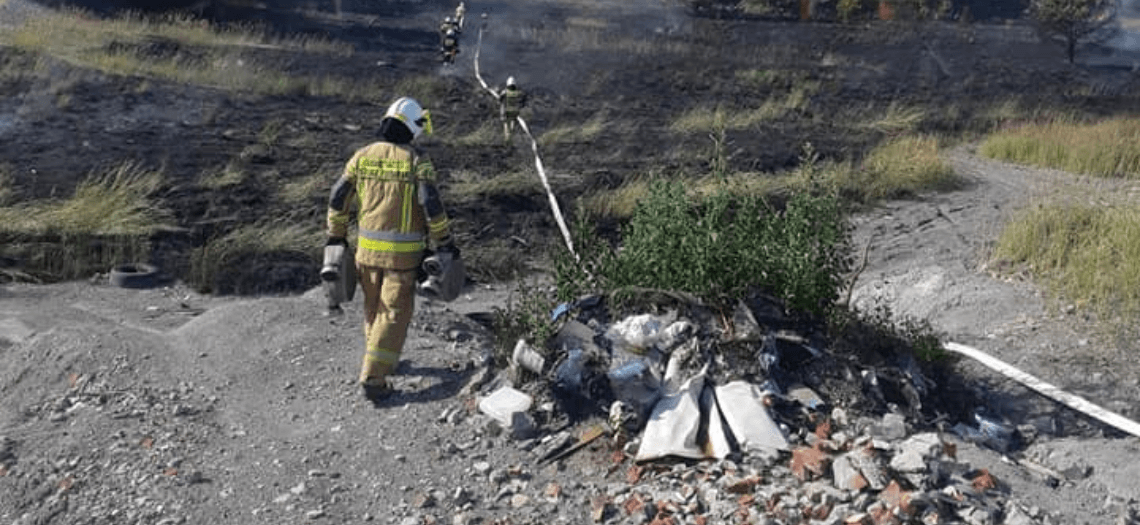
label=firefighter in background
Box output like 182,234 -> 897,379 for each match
440,16 -> 459,36
326,96 -> 458,402
454,2 -> 466,30
440,28 -> 459,65
494,76 -> 527,142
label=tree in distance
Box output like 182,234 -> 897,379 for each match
1029,0 -> 1119,63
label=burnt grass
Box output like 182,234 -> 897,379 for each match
3,0 -> 1140,431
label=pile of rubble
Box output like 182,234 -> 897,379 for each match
460,295 -> 1064,524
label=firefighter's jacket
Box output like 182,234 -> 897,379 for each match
499,87 -> 527,117
327,141 -> 452,271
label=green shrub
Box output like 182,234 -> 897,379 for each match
586,177 -> 849,317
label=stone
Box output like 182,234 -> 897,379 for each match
872,413 -> 908,440
890,433 -> 943,473
832,453 -> 869,492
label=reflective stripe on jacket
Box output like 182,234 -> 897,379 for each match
327,141 -> 451,270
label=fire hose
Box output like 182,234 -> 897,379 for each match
943,342 -> 1140,439
474,25 -> 579,262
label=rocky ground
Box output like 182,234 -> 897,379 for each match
3,0 -> 1140,524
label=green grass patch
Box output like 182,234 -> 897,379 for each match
992,202 -> 1140,317
979,117 -> 1140,178
582,136 -> 955,220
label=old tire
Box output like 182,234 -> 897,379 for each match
109,263 -> 159,289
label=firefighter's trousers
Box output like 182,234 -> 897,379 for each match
357,264 -> 418,386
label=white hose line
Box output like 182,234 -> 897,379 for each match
473,27 -> 495,97
472,25 -> 579,262
943,341 -> 1140,439
516,116 -> 578,262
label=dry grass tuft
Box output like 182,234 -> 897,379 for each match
993,201 -> 1140,317
0,160 -> 169,235
980,117 -> 1140,178
847,135 -> 958,201
0,8 -> 389,99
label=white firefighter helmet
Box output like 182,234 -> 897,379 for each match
446,28 -> 455,36
384,97 -> 432,138
506,76 -> 516,87
445,16 -> 454,23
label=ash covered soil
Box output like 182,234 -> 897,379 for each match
3,0 -> 1140,524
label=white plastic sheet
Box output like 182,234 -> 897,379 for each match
714,381 -> 789,455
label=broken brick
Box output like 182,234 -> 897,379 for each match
868,501 -> 898,525
791,445 -> 829,481
811,501 -> 834,521
879,480 -> 912,514
626,465 -> 644,484
815,418 -> 832,441
622,494 -> 645,515
738,494 -> 756,507
844,513 -> 873,525
693,516 -> 707,525
971,469 -> 998,492
726,475 -> 762,494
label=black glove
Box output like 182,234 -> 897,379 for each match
326,237 -> 348,247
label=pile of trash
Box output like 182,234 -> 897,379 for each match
462,294 -> 1055,523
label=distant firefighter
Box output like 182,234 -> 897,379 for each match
494,76 -> 528,142
440,29 -> 459,65
454,2 -> 466,29
439,16 -> 460,36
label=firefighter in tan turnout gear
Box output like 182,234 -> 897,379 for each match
326,96 -> 458,402
495,76 -> 527,142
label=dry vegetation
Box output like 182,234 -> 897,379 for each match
982,116 -> 1140,318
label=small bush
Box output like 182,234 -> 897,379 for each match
588,176 -> 849,317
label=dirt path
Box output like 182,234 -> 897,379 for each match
850,146 -> 1140,517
